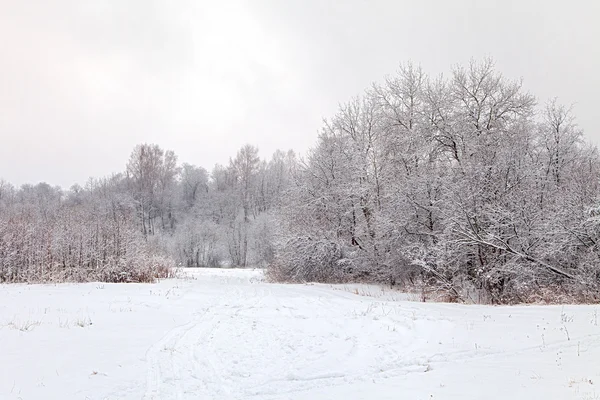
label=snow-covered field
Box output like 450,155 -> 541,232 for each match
0,269 -> 599,400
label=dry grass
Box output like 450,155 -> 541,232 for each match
4,318 -> 42,332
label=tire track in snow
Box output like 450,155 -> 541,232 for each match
142,287 -> 242,399
170,307 -> 214,400
188,311 -> 233,398
188,285 -> 266,398
144,275 -> 600,399
143,304 -> 217,400
143,317 -> 200,400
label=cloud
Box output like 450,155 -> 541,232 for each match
0,0 -> 598,188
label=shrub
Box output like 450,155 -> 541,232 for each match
266,237 -> 346,283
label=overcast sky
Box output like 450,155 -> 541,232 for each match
1,0 -> 599,188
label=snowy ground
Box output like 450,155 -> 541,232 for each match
1,269 -> 599,400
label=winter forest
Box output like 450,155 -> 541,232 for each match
1,60 -> 599,304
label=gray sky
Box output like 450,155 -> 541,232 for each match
1,0 -> 599,188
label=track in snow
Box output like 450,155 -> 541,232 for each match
1,268 -> 600,400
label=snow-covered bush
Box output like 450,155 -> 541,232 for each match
267,59 -> 600,304
266,237 -> 346,283
0,182 -> 173,283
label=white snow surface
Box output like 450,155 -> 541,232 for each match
1,268 -> 599,400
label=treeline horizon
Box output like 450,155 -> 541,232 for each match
0,141 -> 296,282
1,58 -> 599,304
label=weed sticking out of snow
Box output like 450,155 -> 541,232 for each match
109,305 -> 133,313
75,316 -> 93,328
4,317 -> 42,332
561,306 -> 575,323
58,318 -> 71,329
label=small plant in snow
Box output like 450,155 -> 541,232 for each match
58,318 -> 71,329
561,325 -> 571,341
6,318 -> 42,332
561,307 -> 574,323
75,317 -> 93,328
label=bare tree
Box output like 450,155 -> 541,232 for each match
126,144 -> 178,236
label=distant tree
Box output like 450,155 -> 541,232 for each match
126,143 -> 178,235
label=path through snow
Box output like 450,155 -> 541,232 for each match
1,268 -> 599,399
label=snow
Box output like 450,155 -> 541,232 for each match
1,268 -> 599,400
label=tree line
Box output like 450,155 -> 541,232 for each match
269,59 -> 600,304
1,59 -> 598,303
0,143 -> 296,282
